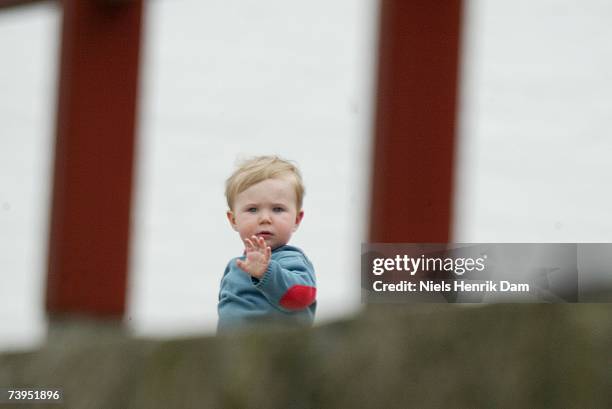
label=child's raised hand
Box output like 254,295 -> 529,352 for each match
236,235 -> 271,279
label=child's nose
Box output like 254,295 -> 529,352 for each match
259,211 -> 272,223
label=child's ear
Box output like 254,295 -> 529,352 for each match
226,210 -> 238,231
292,210 -> 304,232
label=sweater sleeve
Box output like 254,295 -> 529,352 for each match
252,255 -> 316,312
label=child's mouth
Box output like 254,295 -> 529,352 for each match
256,232 -> 273,238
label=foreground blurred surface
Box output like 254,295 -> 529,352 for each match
1,303 -> 611,409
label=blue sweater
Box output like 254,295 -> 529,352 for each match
217,245 -> 317,332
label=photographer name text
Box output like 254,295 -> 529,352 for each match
372,280 -> 530,293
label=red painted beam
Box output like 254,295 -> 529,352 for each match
46,0 -> 143,317
369,0 -> 463,243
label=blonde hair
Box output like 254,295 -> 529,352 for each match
225,155 -> 305,211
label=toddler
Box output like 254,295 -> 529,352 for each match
217,156 -> 317,332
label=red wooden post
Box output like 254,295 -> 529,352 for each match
45,0 -> 144,317
369,0 -> 463,243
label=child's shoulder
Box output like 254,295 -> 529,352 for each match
272,245 -> 314,266
272,244 -> 305,258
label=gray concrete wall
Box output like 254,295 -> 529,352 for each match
2,304 -> 612,408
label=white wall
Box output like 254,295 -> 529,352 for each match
454,0 -> 612,242
128,0 -> 377,337
0,3 -> 59,351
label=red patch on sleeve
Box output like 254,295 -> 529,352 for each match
279,285 -> 316,310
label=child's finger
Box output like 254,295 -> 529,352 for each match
236,259 -> 247,272
244,238 -> 254,251
253,235 -> 264,251
265,246 -> 271,260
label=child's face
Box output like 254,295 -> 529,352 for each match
227,177 -> 304,250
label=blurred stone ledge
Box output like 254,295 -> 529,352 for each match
1,303 -> 612,409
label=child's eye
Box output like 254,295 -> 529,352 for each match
273,207 -> 285,213
247,207 -> 257,213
